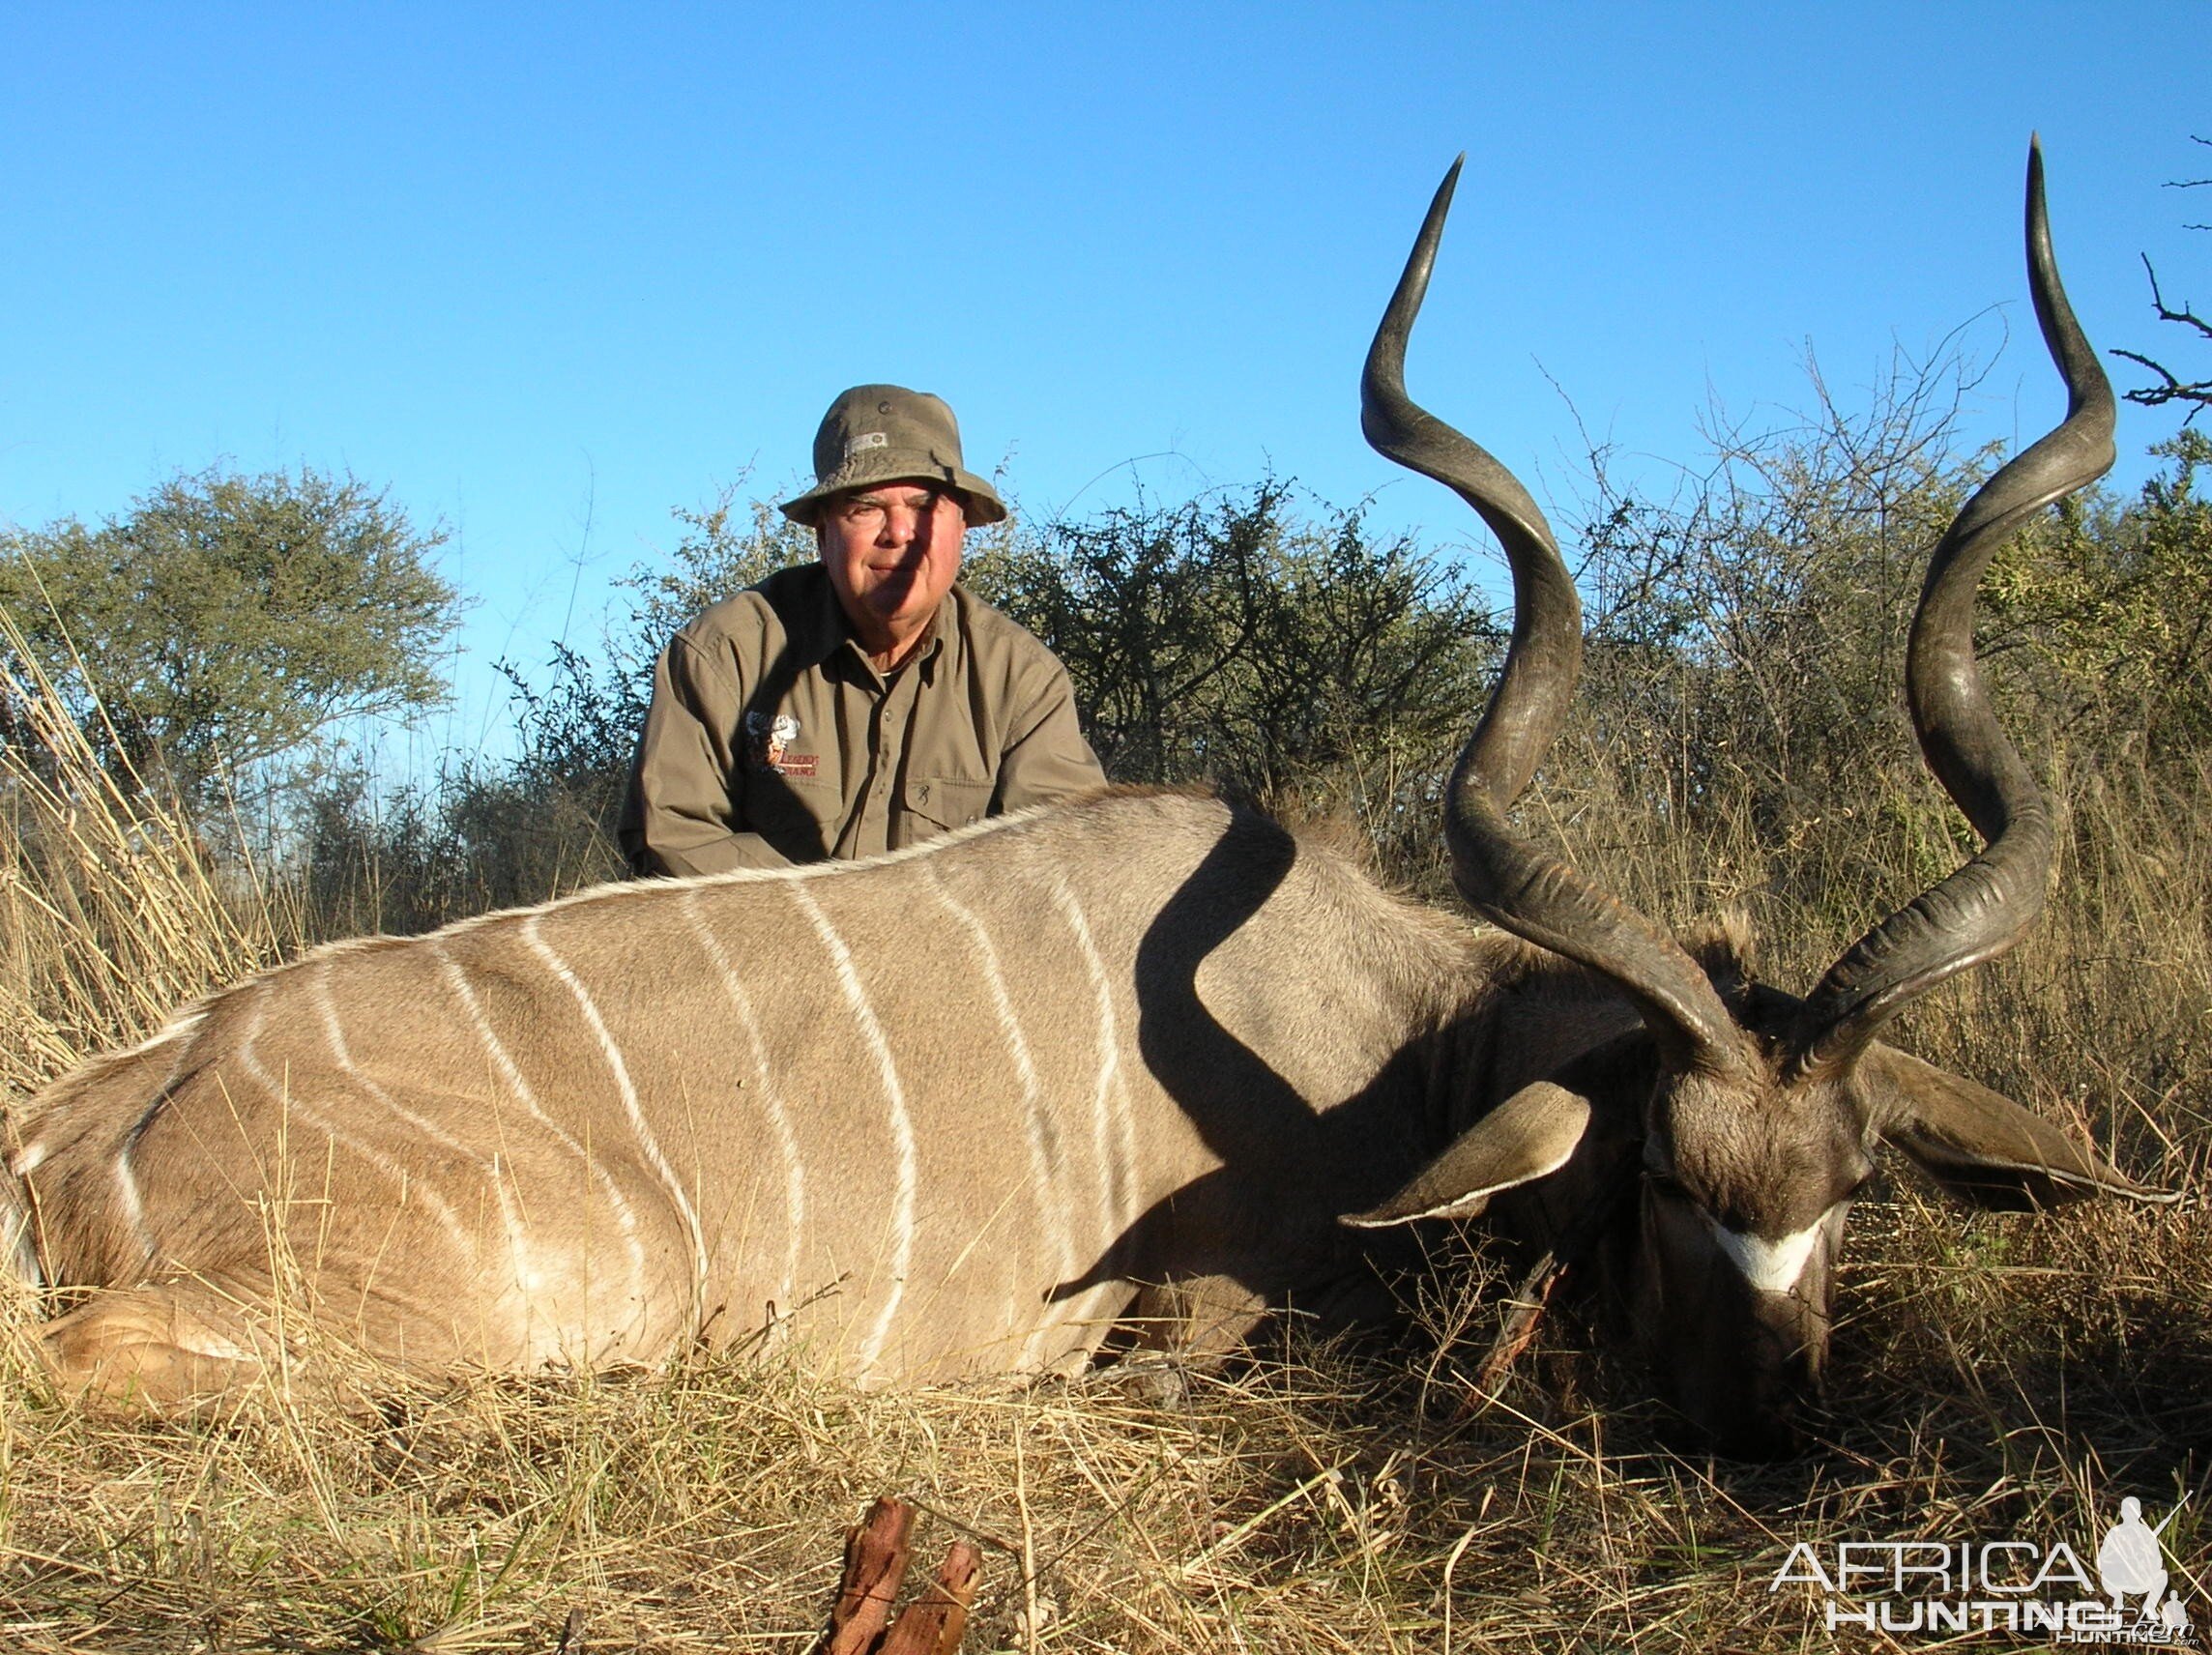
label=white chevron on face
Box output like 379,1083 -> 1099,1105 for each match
1703,1207 -> 1840,1296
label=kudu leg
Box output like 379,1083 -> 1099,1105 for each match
40,1279 -> 273,1411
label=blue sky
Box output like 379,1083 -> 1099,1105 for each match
1,5 -> 2202,765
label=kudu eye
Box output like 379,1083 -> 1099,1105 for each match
1641,1167 -> 1691,1203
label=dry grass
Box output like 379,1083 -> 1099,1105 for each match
0,607 -> 286,1098
3,639 -> 2208,1651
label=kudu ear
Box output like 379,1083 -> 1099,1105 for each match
1342,1081 -> 1592,1228
1867,1046 -> 2178,1210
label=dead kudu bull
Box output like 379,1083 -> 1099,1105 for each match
3,145 -> 2168,1455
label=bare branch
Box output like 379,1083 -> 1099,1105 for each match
2165,135 -> 2210,227
2144,258 -> 2212,337
2114,254 -> 2212,417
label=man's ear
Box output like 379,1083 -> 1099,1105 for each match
1866,1045 -> 2178,1211
1343,1081 -> 1593,1227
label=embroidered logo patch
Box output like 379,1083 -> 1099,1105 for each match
743,711 -> 817,778
844,431 -> 888,458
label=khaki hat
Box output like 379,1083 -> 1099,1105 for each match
780,384 -> 1008,526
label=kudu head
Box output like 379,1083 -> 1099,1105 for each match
1346,144 -> 2174,1460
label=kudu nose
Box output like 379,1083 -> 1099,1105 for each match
1655,1285 -> 1827,1461
1662,1360 -> 1817,1460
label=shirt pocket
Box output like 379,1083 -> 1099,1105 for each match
746,771 -> 842,861
902,774 -> 996,840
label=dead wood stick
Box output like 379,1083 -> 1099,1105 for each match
878,1540 -> 982,1655
1463,1248 -> 1567,1410
822,1495 -> 917,1655
1461,1157 -> 1641,1411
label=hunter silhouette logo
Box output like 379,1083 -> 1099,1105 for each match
1770,1495 -> 2195,1642
2100,1498 -> 2189,1637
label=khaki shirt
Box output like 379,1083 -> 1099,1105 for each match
618,565 -> 1105,875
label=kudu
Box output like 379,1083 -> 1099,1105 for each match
3,143 -> 2166,1456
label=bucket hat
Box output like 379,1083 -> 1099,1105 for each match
779,384 -> 1008,526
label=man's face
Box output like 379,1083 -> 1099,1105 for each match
816,481 -> 966,656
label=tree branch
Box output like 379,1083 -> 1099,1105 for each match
2114,254 -> 2212,417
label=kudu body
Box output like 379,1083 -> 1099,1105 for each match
6,144 -> 2167,1454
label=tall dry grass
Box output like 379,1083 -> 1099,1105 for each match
1,614 -> 2207,1651
0,608 -> 287,1098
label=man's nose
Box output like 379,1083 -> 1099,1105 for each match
878,505 -> 923,545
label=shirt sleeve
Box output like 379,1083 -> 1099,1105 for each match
992,654 -> 1108,813
618,630 -> 795,876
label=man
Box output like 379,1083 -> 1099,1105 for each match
618,384 -> 1105,875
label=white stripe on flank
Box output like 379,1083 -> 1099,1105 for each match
789,881 -> 916,1378
525,915 -> 711,1326
483,1154 -> 540,1304
314,962 -> 496,1277
234,987 -> 476,1265
682,890 -> 805,1309
432,942 -> 650,1300
1705,1209 -> 1837,1296
1046,869 -> 1139,1237
923,862 -> 1075,1367
99,1029 -> 203,1270
112,1144 -> 157,1268
312,964 -> 479,1162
